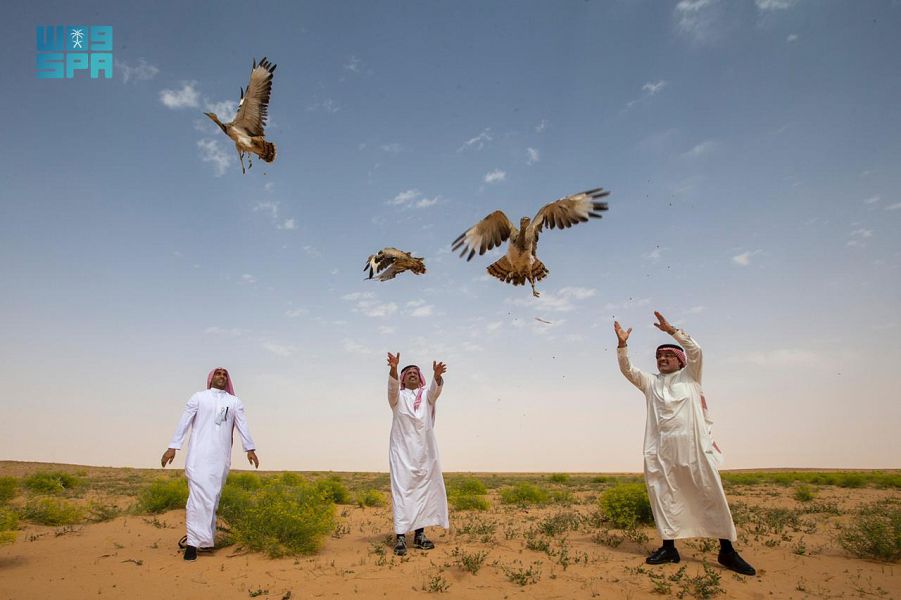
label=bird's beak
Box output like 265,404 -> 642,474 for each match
203,112 -> 214,120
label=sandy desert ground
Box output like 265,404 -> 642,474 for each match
0,462 -> 898,599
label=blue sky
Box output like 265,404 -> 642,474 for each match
2,0 -> 900,472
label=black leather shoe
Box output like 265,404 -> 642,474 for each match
393,535 -> 407,556
413,533 -> 435,550
183,545 -> 198,561
718,550 -> 756,576
646,546 -> 680,565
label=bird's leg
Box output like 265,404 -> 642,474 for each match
237,148 -> 246,175
528,273 -> 540,297
248,155 -> 253,170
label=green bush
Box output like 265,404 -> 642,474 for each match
549,473 -> 570,484
0,477 -> 17,504
315,477 -> 352,504
137,478 -> 189,514
22,497 -> 85,525
0,508 -> 18,544
499,483 -> 549,506
219,480 -> 335,557
450,478 -> 488,496
270,472 -> 305,486
450,494 -> 490,511
227,472 -> 263,491
838,503 -> 901,562
23,471 -> 81,495
793,485 -> 816,503
356,489 -> 387,508
600,483 -> 653,528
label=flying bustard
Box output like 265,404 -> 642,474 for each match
365,248 -> 426,282
204,57 -> 277,175
452,187 -> 609,297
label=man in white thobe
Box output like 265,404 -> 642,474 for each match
161,367 -> 259,561
615,312 -> 755,576
386,352 -> 449,556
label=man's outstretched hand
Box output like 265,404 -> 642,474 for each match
614,321 -> 632,347
432,360 -> 447,384
653,311 -> 676,335
161,448 -> 176,468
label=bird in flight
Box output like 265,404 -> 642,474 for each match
452,187 -> 609,297
365,248 -> 427,282
204,57 -> 277,175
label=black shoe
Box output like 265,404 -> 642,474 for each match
393,535 -> 407,556
413,533 -> 435,550
646,546 -> 680,565
718,549 -> 755,576
183,545 -> 198,561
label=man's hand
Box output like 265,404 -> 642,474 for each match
247,450 -> 259,469
653,311 -> 677,335
387,352 -> 400,380
432,360 -> 447,384
161,448 -> 176,468
614,321 -> 632,347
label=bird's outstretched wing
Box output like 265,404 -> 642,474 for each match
452,211 -> 516,261
365,247 -> 411,281
530,187 -> 610,238
232,57 -> 276,136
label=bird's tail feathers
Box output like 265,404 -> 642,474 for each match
259,141 -> 276,163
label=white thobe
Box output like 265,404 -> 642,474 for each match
168,388 -> 256,548
388,376 -> 449,534
618,330 -> 737,541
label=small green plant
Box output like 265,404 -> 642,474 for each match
837,502 -> 901,562
315,477 -> 352,504
136,478 -> 189,514
22,497 -> 85,525
450,494 -> 490,511
793,485 -> 816,503
448,477 -> 490,511
538,511 -> 582,537
355,489 -> 386,508
450,477 -> 487,495
451,546 -> 488,574
457,517 -> 496,540
600,483 -> 653,528
592,528 -> 623,548
0,508 -> 18,544
89,500 -> 121,522
502,560 -> 542,586
549,473 -> 570,484
422,573 -> 451,592
248,588 -> 268,597
227,472 -> 263,491
0,477 -> 18,504
499,482 -> 548,506
23,471 -> 81,495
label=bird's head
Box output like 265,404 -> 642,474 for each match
519,216 -> 531,230
203,112 -> 226,131
412,258 -> 426,275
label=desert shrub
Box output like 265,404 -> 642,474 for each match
88,500 -> 121,522
450,494 -> 490,511
549,489 -> 575,505
451,546 -> 488,574
315,477 -> 352,504
538,511 -> 582,537
793,485 -> 816,503
0,508 -> 18,544
500,483 -> 548,506
220,480 -> 335,557
838,502 -> 901,562
227,472 -> 263,491
136,478 -> 189,514
356,489 -> 387,508
549,473 -> 570,484
0,477 -> 17,504
270,472 -> 306,486
450,477 -> 487,496
22,497 -> 85,525
22,471 -> 81,495
599,483 -> 653,528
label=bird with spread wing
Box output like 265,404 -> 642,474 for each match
204,57 -> 277,175
365,248 -> 427,282
452,187 -> 609,297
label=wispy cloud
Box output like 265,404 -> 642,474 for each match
732,250 -> 762,266
863,195 -> 881,205
458,128 -> 493,152
254,200 -> 280,219
307,98 -> 340,113
484,169 -> 506,184
526,147 -> 540,165
116,58 -> 159,84
644,246 -> 666,262
285,308 -> 309,318
196,138 -> 231,176
160,82 -> 200,109
674,0 -> 722,45
344,55 -> 363,73
847,227 -> 873,247
343,339 -> 373,355
682,139 -> 718,159
387,189 -> 440,209
381,143 -> 403,154
261,341 -> 297,357
410,304 -> 434,317
240,274 -> 257,284
204,99 -> 238,123
535,119 -> 549,133
786,33 -> 799,43
626,80 -> 669,109
511,286 -> 596,312
343,292 -> 398,318
885,203 -> 901,211
278,218 -> 297,230
204,326 -> 244,337
756,0 -> 797,10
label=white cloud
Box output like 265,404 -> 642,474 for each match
416,196 -> 439,208
756,0 -> 797,10
344,55 -> 363,73
381,143 -> 403,154
278,218 -> 297,230
307,98 -> 340,113
116,58 -> 159,84
526,147 -> 540,165
342,292 -> 397,318
388,189 -> 420,206
261,341 -> 297,357
410,305 -> 434,318
196,138 -> 231,176
674,0 -> 721,45
732,250 -> 762,266
160,82 -> 200,109
885,203 -> 901,211
642,80 -> 667,95
511,286 -> 596,312
285,308 -> 309,318
786,33 -> 799,43
264,182 -> 275,193
683,140 -> 717,158
240,274 -> 256,284
850,228 -> 873,238
254,200 -> 279,219
303,245 -> 321,257
645,247 -> 665,261
484,169 -> 506,184
204,99 -> 238,123
458,128 -> 493,152
535,119 -> 549,133
686,306 -> 706,314
864,195 -> 881,205
343,339 -> 372,355
341,292 -> 374,301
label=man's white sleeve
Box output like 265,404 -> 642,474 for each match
388,376 -> 400,408
168,393 -> 199,449
427,378 -> 443,405
672,329 -> 702,383
617,347 -> 651,392
233,398 -> 256,452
